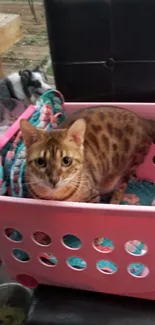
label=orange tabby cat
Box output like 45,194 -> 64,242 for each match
20,106 -> 155,203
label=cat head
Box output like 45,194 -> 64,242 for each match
20,119 -> 86,197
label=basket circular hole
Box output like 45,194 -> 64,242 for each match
67,257 -> 87,271
16,274 -> 38,288
12,249 -> 30,262
93,237 -> 114,253
62,234 -> 82,250
127,263 -> 149,278
96,260 -> 117,274
4,228 -> 23,242
125,240 -> 148,256
39,253 -> 58,267
32,231 -> 51,246
153,156 -> 155,164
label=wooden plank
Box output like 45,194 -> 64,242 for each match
0,13 -> 22,55
0,3 -> 50,77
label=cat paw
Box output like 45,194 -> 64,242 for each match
110,182 -> 128,204
90,195 -> 100,203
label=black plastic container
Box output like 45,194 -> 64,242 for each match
26,285 -> 155,325
44,0 -> 155,102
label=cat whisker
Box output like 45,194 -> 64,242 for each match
23,180 -> 41,186
73,176 -> 87,184
68,179 -> 87,191
23,182 -> 38,186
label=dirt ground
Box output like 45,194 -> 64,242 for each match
0,0 -> 55,86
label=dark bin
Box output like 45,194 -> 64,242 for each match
26,285 -> 155,325
44,0 -> 155,102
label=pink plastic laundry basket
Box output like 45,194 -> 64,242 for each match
0,102 -> 155,300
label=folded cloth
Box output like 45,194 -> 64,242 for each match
120,179 -> 155,206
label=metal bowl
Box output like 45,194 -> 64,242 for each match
0,282 -> 32,313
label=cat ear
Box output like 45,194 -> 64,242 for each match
20,119 -> 40,147
67,118 -> 86,145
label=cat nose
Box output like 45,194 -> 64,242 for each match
51,176 -> 60,188
49,170 -> 61,187
53,179 -> 59,187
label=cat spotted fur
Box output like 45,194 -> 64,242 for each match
20,106 -> 155,203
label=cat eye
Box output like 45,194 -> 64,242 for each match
61,156 -> 73,167
35,157 -> 46,168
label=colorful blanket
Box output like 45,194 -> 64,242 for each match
120,179 -> 155,206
